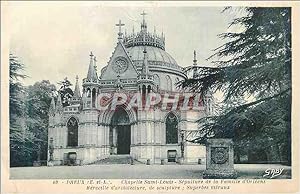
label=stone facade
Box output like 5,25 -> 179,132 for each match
47,14 -> 213,165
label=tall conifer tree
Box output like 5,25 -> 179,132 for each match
181,8 -> 291,164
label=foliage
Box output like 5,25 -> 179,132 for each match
181,8 -> 291,164
26,80 -> 56,162
58,77 -> 73,107
9,53 -> 57,166
9,54 -> 33,167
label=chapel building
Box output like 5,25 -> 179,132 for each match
47,13 -> 214,165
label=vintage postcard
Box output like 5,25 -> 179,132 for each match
1,1 -> 299,193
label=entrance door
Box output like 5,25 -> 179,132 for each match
117,125 -> 131,154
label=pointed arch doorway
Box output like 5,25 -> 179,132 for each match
110,107 -> 131,154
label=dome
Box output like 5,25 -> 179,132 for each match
127,46 -> 178,66
126,45 -> 186,80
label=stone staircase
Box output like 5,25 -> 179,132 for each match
91,155 -> 134,165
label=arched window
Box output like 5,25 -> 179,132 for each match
166,112 -> 178,144
142,85 -> 146,94
67,117 -> 78,147
86,88 -> 91,97
142,85 -> 146,102
86,88 -> 91,108
92,88 -> 96,108
147,85 -> 151,93
153,74 -> 160,89
166,75 -> 172,91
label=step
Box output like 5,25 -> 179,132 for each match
92,155 -> 133,165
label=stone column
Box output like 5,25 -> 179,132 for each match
203,138 -> 237,179
112,126 -> 117,154
105,126 -> 110,155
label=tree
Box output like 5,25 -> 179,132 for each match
26,80 -> 56,163
9,54 -> 57,166
9,54 -> 32,166
181,8 -> 291,164
58,77 -> 73,107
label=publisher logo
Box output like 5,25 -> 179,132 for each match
263,168 -> 284,179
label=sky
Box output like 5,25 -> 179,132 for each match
7,2 -> 239,87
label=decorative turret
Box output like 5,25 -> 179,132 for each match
123,11 -> 166,50
82,51 -> 100,109
86,52 -> 98,82
56,92 -> 63,114
137,47 -> 154,93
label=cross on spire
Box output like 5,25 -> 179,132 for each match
141,11 -> 147,21
141,11 -> 147,32
116,19 -> 125,41
90,51 -> 94,59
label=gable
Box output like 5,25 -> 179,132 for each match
101,42 -> 138,80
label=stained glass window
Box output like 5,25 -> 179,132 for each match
166,113 -> 178,144
67,117 -> 78,147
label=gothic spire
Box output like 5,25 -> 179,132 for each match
73,75 -> 81,99
49,96 -> 56,115
56,92 -> 63,113
86,52 -> 98,81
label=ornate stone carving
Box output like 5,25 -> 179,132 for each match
113,57 -> 128,74
211,147 -> 228,164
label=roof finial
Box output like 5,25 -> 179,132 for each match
193,50 -> 198,78
132,25 -> 135,35
141,11 -> 147,22
76,75 -> 79,82
87,51 -> 98,81
116,19 -> 125,41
